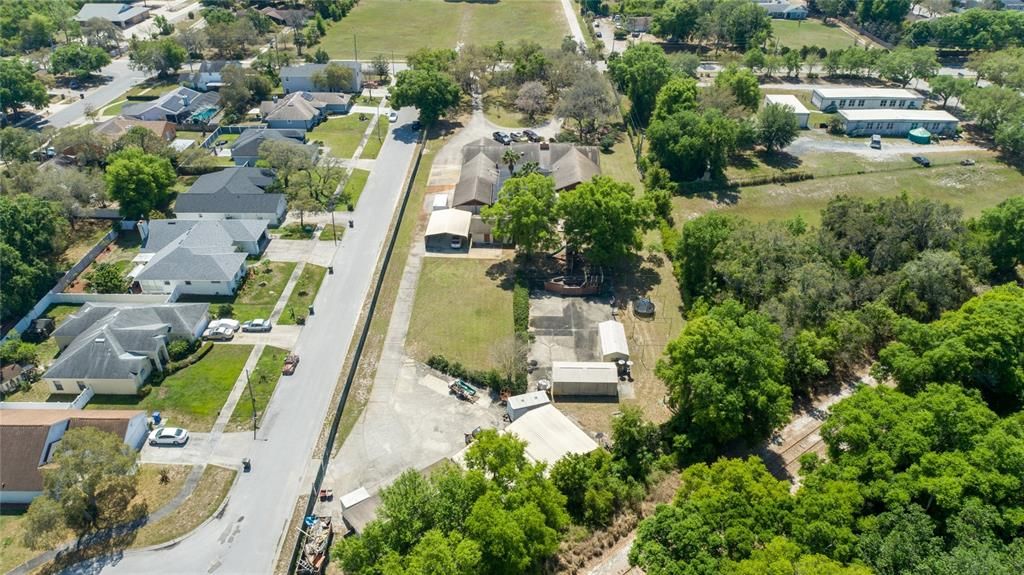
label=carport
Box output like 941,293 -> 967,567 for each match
424,208 -> 471,251
598,320 -> 629,362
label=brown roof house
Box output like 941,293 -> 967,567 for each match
92,117 -> 177,142
0,409 -> 148,504
438,139 -> 600,246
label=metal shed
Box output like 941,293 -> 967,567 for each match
598,320 -> 629,362
551,361 -> 619,397
506,391 -> 551,421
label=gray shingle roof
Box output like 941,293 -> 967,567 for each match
230,129 -> 306,157
141,219 -> 268,254
121,88 -> 220,119
174,168 -> 284,215
188,167 -> 275,194
75,3 -> 149,23
199,60 -> 236,74
53,303 -> 210,342
136,239 -> 247,282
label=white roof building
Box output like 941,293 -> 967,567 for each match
551,361 -> 619,397
506,405 -> 599,467
765,94 -> 810,129
506,391 -> 551,421
598,320 -> 629,362
837,108 -> 960,137
425,208 -> 472,238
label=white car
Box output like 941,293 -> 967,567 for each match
388,110 -> 399,123
242,318 -> 272,332
149,427 -> 189,446
203,326 -> 234,341
208,318 -> 240,332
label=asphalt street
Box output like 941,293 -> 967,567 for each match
42,59 -> 148,129
70,108 -> 421,575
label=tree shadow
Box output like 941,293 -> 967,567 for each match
484,258 -> 519,291
756,150 -> 803,170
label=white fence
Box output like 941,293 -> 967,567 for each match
0,387 -> 93,410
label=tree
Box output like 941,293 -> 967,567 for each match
611,406 -> 661,480
390,69 -> 461,126
963,86 -> 1024,132
312,62 -> 354,92
608,43 -> 674,124
652,0 -> 700,41
259,140 -> 315,188
0,58 -> 49,117
970,197 -> 1024,282
715,66 -> 761,110
152,14 -> 173,36
818,0 -> 849,21
514,81 -> 548,121
929,74 -> 973,109
757,101 -> 800,152
128,37 -> 187,77
85,262 -> 129,294
550,449 -> 642,526
858,0 -> 913,25
783,50 -> 802,77
0,195 -> 69,322
555,69 -> 617,143
105,147 -> 176,219
995,115 -> 1024,158
884,250 -> 974,321
0,339 -> 39,366
710,0 -> 773,49
81,17 -> 122,51
0,127 -> 43,163
50,44 -> 110,79
878,47 -> 937,87
647,108 -> 740,181
657,300 -> 790,457
112,126 -> 172,158
558,176 -> 652,266
481,174 -> 559,256
177,27 -> 208,59
372,53 -> 391,83
675,212 -> 739,302
408,48 -> 458,73
23,428 -> 138,542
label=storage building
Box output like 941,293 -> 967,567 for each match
837,109 -> 959,137
505,404 -> 599,467
811,88 -> 924,112
551,361 -> 619,397
598,320 -> 629,362
764,94 -> 810,129
424,209 -> 471,252
506,391 -> 551,422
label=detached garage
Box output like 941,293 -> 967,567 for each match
764,94 -> 810,129
598,320 -> 629,362
551,361 -> 619,397
425,209 -> 471,252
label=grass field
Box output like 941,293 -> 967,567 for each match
279,265 -> 327,325
187,261 -> 296,322
407,257 -> 515,370
129,465 -> 236,549
601,136 -> 644,191
675,155 -> 1024,226
86,345 -> 253,431
361,123 -> 385,159
771,19 -> 857,51
228,346 -> 288,431
311,115 -> 372,159
482,89 -> 537,128
343,168 -> 370,207
319,0 -> 568,59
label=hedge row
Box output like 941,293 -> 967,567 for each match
427,354 -> 527,395
513,278 -> 529,338
165,341 -> 214,376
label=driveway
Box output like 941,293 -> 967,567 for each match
264,238 -> 338,267
224,325 -> 302,350
31,59 -> 149,129
76,108 -> 422,575
785,134 -> 983,159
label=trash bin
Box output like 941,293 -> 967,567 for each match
242,458 -> 251,472
308,305 -> 314,316
152,411 -> 162,426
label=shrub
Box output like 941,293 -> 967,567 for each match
827,116 -> 844,135
138,384 -> 153,397
167,340 -> 195,361
427,354 -> 449,372
217,304 -> 234,318
659,221 -> 680,262
513,280 -> 530,337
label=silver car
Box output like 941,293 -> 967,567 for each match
149,427 -> 189,446
242,319 -> 272,332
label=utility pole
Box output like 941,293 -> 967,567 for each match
391,50 -> 396,80
330,210 -> 337,245
353,35 -> 358,65
245,369 -> 258,440
376,100 -> 383,143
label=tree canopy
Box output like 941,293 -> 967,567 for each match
105,147 -> 176,219
390,68 -> 461,126
0,58 -> 49,116
50,43 -> 110,79
481,173 -> 559,256
0,194 -> 69,322
558,176 -> 653,267
609,43 -> 674,124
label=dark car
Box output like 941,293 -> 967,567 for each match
492,131 -> 511,145
912,156 -> 931,167
522,129 -> 542,142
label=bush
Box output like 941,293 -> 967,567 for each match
427,354 -> 449,372
217,304 -> 234,318
138,384 -> 153,397
164,342 -> 213,375
167,340 -> 195,361
659,221 -> 680,262
513,279 -> 530,337
827,116 -> 844,135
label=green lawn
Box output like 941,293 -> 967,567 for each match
311,115 -> 372,159
180,261 -> 296,323
770,19 -> 858,51
600,136 -> 644,191
342,169 -> 370,208
360,123 -> 385,159
86,345 -> 253,431
278,265 -> 327,325
100,99 -> 127,116
674,156 -> 1024,227
227,346 -> 287,431
126,79 -> 183,98
319,0 -> 568,59
275,223 -> 318,240
319,223 -> 346,242
407,258 -> 514,369
482,89 -> 538,128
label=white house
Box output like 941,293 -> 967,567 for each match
811,88 -> 925,112
191,60 -> 238,91
281,61 -> 363,93
838,109 -> 960,137
758,0 -> 808,19
0,409 -> 148,504
764,94 -> 810,129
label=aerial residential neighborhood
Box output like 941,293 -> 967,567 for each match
1,0 -> 1023,574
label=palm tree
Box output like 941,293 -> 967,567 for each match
502,149 -> 521,176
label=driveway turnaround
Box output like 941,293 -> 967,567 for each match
75,109 -> 422,575
42,59 -> 149,129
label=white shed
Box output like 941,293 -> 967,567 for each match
505,404 -> 598,467
551,361 -> 619,397
506,390 -> 551,421
598,320 -> 629,362
764,94 -> 810,129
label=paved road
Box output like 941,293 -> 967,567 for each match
40,59 -> 148,129
68,109 -> 421,575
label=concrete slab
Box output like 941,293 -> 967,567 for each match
264,238 -> 337,267
528,294 -> 614,383
225,325 -> 302,349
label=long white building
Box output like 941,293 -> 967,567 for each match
811,88 -> 925,112
838,109 -> 959,137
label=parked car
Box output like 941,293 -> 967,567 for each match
208,318 -> 240,332
960,158 -> 976,166
912,156 -> 932,167
509,131 -> 528,142
411,120 -> 422,131
203,326 -> 234,341
870,135 -> 882,149
631,31 -> 641,38
522,129 -> 542,142
451,237 -> 464,249
492,131 -> 511,145
149,427 -> 189,446
388,110 -> 399,123
282,353 -> 300,375
242,319 -> 272,332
